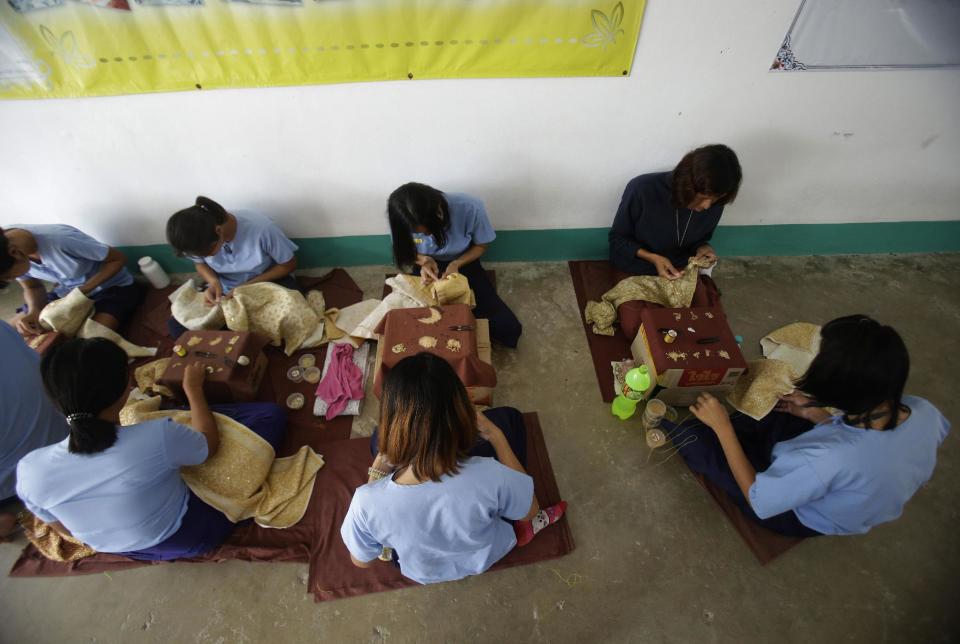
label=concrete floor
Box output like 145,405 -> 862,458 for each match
1,254 -> 958,644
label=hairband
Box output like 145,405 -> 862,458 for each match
65,412 -> 94,425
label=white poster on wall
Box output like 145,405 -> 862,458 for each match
772,0 -> 960,71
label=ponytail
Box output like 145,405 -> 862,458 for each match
166,195 -> 228,257
41,339 -> 129,455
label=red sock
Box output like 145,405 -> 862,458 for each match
514,501 -> 567,547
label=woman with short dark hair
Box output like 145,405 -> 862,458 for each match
678,315 -> 950,537
15,338 -> 288,559
387,183 -> 522,348
341,353 -> 566,584
609,144 -> 742,278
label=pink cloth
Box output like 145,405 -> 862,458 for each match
315,344 -> 364,420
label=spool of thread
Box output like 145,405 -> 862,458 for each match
173,344 -> 187,357
138,256 -> 171,289
642,398 -> 667,431
664,330 -> 678,344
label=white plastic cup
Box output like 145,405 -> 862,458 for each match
138,256 -> 171,289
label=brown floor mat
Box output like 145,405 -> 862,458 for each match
10,413 -> 575,601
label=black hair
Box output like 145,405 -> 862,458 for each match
379,352 -> 477,482
41,338 -> 130,454
797,315 -> 910,430
166,196 -> 229,257
0,228 -> 16,277
672,144 -> 743,208
387,183 -> 449,269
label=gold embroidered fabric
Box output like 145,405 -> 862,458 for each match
726,358 -> 796,420
120,396 -> 325,528
37,287 -> 157,358
134,358 -> 175,398
584,257 -> 711,336
20,510 -> 96,562
760,322 -> 821,378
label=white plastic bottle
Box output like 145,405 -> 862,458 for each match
138,256 -> 171,289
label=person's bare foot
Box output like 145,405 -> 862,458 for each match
0,512 -> 19,542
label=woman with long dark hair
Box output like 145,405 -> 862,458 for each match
15,338 -> 288,559
387,183 -> 522,348
341,353 -> 566,584
607,145 -> 742,339
676,315 -> 950,536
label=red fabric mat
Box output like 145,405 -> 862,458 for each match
307,412 -> 574,601
119,270 -> 365,451
10,413 -> 575,601
567,261 -> 636,403
567,261 -> 722,402
690,471 -> 804,565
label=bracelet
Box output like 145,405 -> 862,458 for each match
367,467 -> 389,481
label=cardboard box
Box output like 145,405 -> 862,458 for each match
374,316 -> 494,405
631,307 -> 746,406
159,330 -> 269,403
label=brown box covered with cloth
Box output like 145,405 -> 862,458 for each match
631,307 -> 746,406
373,305 -> 495,404
159,330 -> 269,403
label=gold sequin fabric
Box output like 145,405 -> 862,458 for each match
221,283 -> 322,356
134,358 -> 175,398
584,257 -> 711,336
760,322 -> 821,378
726,358 -> 796,420
19,510 -> 96,562
120,396 -> 325,528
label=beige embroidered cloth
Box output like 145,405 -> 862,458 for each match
120,396 -> 324,528
38,288 -> 157,358
584,257 -> 712,336
726,322 -> 822,420
170,282 -> 360,355
20,510 -> 96,562
134,357 -> 175,398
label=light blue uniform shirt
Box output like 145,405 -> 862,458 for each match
14,224 -> 133,298
188,209 -> 298,293
749,396 -> 950,535
16,417 -> 209,553
341,456 -> 534,584
411,193 -> 496,262
0,322 -> 68,500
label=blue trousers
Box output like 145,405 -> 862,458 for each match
122,402 -> 288,561
666,411 -> 822,538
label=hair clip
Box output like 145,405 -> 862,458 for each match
65,412 -> 95,425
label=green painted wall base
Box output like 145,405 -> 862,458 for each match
122,221 -> 960,274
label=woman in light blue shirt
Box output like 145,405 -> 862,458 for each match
341,353 -> 566,584
1,224 -> 144,333
677,315 -> 950,537
16,338 -> 287,559
165,196 -> 299,336
387,183 -> 522,347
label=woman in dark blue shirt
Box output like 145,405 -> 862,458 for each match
609,144 -> 742,277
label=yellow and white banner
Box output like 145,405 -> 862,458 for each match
0,0 -> 645,99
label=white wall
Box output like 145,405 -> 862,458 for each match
1,0 -> 958,247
